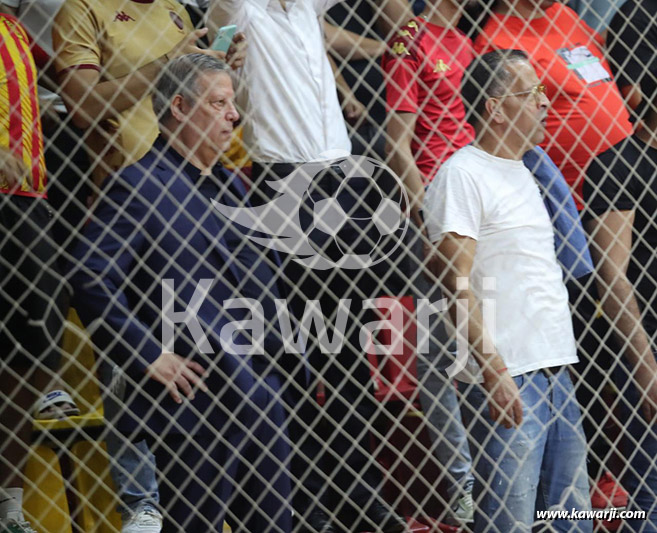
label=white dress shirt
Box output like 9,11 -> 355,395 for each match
209,0 -> 351,163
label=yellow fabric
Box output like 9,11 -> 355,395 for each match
25,311 -> 120,532
53,0 -> 193,184
24,442 -> 122,533
57,308 -> 103,415
222,125 -> 251,170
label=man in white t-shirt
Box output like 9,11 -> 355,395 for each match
423,49 -> 592,533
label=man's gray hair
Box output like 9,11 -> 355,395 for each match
152,53 -> 230,125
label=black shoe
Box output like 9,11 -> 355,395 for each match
360,502 -> 406,532
299,509 -> 337,533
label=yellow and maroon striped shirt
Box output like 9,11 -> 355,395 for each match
0,14 -> 46,197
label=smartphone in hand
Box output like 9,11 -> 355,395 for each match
211,24 -> 237,53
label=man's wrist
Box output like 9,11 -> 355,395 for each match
482,360 -> 508,381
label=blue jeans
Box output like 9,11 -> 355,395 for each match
409,217 -> 474,502
417,352 -> 474,501
460,368 -> 591,533
619,366 -> 657,532
100,363 -> 160,518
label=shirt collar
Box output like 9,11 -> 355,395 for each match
154,135 -> 225,183
257,0 -> 296,12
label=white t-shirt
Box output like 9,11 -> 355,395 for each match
208,0 -> 351,163
424,145 -> 578,383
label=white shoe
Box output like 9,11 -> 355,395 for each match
0,517 -> 38,533
122,508 -> 163,533
445,490 -> 474,525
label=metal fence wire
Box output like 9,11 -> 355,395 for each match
1,0 -> 657,531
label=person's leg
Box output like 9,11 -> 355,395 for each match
232,373 -> 293,533
251,162 -> 336,527
568,275 -> 620,502
0,367 -> 37,525
618,367 -> 657,531
460,372 -> 549,533
99,363 -> 160,521
151,434 -> 232,533
536,368 -> 592,533
0,196 -> 66,529
416,360 -> 474,499
252,162 -> 380,517
410,219 -> 474,506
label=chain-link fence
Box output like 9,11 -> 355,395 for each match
1,0 -> 657,531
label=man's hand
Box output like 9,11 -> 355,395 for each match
226,32 -> 247,69
168,29 -> 247,68
0,147 -> 28,192
483,371 -> 523,429
145,352 -> 208,404
341,91 -> 365,123
634,368 -> 657,422
168,28 -> 226,62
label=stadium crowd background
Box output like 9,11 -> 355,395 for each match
1,0 -> 657,531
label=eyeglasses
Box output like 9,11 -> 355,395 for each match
496,84 -> 548,104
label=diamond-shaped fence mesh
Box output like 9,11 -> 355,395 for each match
1,0 -> 657,531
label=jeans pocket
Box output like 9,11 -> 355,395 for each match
513,373 -> 524,390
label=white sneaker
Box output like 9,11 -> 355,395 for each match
122,508 -> 163,533
445,490 -> 474,525
0,517 -> 38,533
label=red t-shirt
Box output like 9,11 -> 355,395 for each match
382,18 -> 475,183
474,3 -> 632,210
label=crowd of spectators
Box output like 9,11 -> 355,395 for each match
1,0 -> 657,532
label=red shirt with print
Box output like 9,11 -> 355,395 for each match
382,18 -> 475,184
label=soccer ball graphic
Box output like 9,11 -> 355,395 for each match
298,156 -> 408,269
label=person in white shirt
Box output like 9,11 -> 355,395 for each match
208,0 -> 351,170
424,49 -> 592,533
207,1 -> 406,532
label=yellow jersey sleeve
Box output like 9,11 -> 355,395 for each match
53,0 -> 102,74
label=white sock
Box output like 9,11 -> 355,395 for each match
0,487 -> 24,521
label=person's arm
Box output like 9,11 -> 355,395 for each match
387,111 -> 424,227
324,21 -> 386,60
327,53 -> 365,122
586,211 -> 657,421
0,145 -> 29,192
434,232 -> 523,428
57,28 -> 215,130
373,0 -> 414,39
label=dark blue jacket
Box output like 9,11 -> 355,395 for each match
70,136 -> 285,437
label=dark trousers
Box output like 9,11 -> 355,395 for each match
251,162 -> 385,516
568,273 -> 616,480
148,373 -> 293,532
0,195 -> 67,370
43,111 -> 91,264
